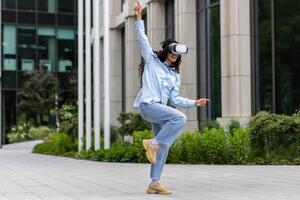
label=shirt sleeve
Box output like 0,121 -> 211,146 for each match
135,20 -> 155,63
169,75 -> 196,108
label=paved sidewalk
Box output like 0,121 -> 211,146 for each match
0,144 -> 300,200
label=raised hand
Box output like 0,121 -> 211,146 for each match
134,0 -> 142,21
195,98 -> 210,107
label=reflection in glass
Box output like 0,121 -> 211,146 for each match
18,27 -> 36,71
165,0 -> 175,39
38,0 -> 56,13
18,0 -> 35,10
256,0 -> 272,112
57,29 -> 75,72
3,25 -> 17,70
210,5 -> 221,119
37,28 -> 56,71
3,91 -> 17,143
2,0 -> 16,9
274,0 -> 300,114
58,0 -> 74,13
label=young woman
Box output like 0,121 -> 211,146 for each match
133,1 -> 209,195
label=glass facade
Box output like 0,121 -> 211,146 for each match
165,0 -> 175,40
1,0 -> 77,143
253,0 -> 300,114
196,0 -> 221,120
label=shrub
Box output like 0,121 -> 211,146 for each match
199,120 -> 221,131
201,128 -> 228,164
7,122 -> 32,143
228,128 -> 251,164
117,112 -> 151,138
293,157 -> 300,165
227,119 -> 241,135
33,132 -> 77,155
249,111 -> 300,160
28,126 -> 51,140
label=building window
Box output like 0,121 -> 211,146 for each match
165,0 -> 175,39
121,28 -> 126,112
2,0 -> 16,9
38,0 -> 56,13
17,0 -> 36,11
37,27 -> 56,71
2,91 -> 17,144
253,0 -> 300,114
57,29 -> 75,72
3,25 -> 17,70
57,0 -> 75,13
17,27 -> 37,71
196,0 -> 221,120
121,0 -> 125,12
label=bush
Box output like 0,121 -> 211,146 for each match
117,112 -> 151,138
7,122 -> 32,143
228,128 -> 251,164
227,119 -> 241,135
28,126 -> 51,140
33,132 -> 77,155
249,111 -> 300,160
201,128 -> 228,164
199,120 -> 221,131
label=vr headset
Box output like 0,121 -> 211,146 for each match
166,43 -> 189,55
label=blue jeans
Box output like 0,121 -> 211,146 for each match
139,102 -> 187,181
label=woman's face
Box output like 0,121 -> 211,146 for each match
166,53 -> 179,65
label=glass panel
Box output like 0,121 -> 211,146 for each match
57,0 -> 74,13
210,0 -> 220,4
18,12 -> 36,24
256,0 -> 272,111
38,0 -> 56,13
38,13 -> 55,25
2,71 -> 16,89
275,0 -> 300,114
18,27 -> 37,71
17,0 -> 36,10
165,0 -> 175,39
2,0 -> 16,9
2,10 -> 16,23
57,29 -> 75,72
3,25 -> 17,70
57,14 -> 75,26
121,28 -> 126,112
209,5 -> 221,119
37,28 -> 56,71
3,91 -> 17,144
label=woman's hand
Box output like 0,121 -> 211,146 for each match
195,98 -> 210,107
134,0 -> 142,21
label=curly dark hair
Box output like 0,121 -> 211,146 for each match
138,39 -> 182,87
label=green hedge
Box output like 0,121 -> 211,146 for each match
249,111 -> 300,162
33,132 -> 77,156
33,111 -> 300,165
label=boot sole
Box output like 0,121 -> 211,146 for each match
147,188 -> 172,195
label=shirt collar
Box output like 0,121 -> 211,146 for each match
164,61 -> 176,72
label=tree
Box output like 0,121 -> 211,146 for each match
17,70 -> 57,125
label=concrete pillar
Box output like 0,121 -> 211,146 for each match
218,0 -> 252,126
175,0 -> 198,130
125,14 -> 141,112
109,30 -> 123,124
147,0 -> 165,50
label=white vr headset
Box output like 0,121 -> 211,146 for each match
167,43 -> 189,55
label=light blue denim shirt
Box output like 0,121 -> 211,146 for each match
133,20 -> 195,109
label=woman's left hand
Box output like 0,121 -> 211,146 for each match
195,98 -> 210,106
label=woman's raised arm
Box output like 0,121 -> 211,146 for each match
134,1 -> 155,63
